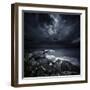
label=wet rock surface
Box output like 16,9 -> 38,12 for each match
24,50 -> 80,77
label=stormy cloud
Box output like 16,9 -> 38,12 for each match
24,12 -> 80,51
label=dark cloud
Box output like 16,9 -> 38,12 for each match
24,12 -> 80,49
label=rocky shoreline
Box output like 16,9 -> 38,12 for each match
24,50 -> 80,77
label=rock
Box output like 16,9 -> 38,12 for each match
24,50 -> 80,77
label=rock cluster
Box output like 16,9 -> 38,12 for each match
24,50 -> 80,77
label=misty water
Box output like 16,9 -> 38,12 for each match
29,47 -> 80,68
30,48 -> 80,59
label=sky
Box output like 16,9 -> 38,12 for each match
24,11 -> 80,49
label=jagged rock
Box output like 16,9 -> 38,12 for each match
24,50 -> 80,77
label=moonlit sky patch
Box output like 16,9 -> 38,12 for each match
24,11 -> 80,48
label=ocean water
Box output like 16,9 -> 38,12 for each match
29,48 -> 80,65
29,48 -> 80,58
